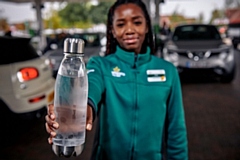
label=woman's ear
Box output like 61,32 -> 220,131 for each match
145,25 -> 149,34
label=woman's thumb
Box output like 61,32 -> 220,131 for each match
86,105 -> 93,131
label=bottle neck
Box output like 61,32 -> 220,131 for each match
64,53 -> 84,57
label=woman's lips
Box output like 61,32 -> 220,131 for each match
124,38 -> 138,44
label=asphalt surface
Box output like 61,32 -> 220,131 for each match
1,50 -> 240,160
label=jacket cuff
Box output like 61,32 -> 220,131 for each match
87,98 -> 96,121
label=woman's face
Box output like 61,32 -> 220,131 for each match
112,3 -> 148,54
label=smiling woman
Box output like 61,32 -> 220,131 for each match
45,0 -> 188,160
111,3 -> 149,54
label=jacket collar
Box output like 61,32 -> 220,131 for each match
115,45 -> 151,68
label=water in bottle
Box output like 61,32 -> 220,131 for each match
52,38 -> 88,157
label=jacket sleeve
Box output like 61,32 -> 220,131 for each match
166,67 -> 188,160
86,57 -> 105,114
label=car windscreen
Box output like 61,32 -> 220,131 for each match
172,25 -> 221,41
0,36 -> 39,65
71,33 -> 101,47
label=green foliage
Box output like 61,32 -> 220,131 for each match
43,1 -> 114,29
170,13 -> 186,24
89,2 -> 114,24
58,2 -> 91,27
209,9 -> 224,24
44,10 -> 62,29
57,1 -> 114,28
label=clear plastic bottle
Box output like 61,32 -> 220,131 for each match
52,38 -> 88,157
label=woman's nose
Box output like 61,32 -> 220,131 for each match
125,25 -> 135,34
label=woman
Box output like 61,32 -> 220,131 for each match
46,0 -> 188,159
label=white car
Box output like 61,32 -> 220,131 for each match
0,36 -> 55,119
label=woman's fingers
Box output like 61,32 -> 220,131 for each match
48,137 -> 53,144
45,114 -> 59,129
46,104 -> 58,144
86,105 -> 93,131
45,122 -> 56,144
47,104 -> 55,120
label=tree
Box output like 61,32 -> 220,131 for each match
58,2 -> 92,28
44,9 -> 62,29
89,2 -> 114,24
209,9 -> 224,24
44,1 -> 114,29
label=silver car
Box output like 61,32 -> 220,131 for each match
163,24 -> 236,83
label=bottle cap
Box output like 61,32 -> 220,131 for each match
64,38 -> 85,54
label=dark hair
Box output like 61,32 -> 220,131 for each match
106,0 -> 155,55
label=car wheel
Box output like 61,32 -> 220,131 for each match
220,66 -> 236,83
233,43 -> 238,49
0,99 -> 16,119
17,107 -> 47,120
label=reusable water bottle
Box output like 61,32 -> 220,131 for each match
52,38 -> 88,157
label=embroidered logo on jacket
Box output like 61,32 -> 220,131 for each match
111,66 -> 126,77
147,69 -> 166,82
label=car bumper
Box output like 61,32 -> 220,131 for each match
2,78 -> 55,114
164,51 -> 235,75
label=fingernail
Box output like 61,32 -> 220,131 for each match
48,138 -> 52,144
50,132 -> 55,136
53,123 -> 58,128
86,124 -> 92,130
50,114 -> 55,119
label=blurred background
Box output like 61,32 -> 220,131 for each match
1,0 -> 240,52
0,0 -> 240,160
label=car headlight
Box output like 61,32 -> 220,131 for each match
219,52 -> 227,59
164,48 -> 179,61
219,49 -> 230,59
169,52 -> 179,61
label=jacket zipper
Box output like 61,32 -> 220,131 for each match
131,54 -> 138,160
133,54 -> 138,69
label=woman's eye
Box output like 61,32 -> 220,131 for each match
116,23 -> 124,27
134,21 -> 142,25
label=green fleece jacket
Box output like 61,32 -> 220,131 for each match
87,46 -> 188,160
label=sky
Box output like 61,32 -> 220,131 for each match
0,0 -> 225,24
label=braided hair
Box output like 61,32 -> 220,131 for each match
105,0 -> 155,55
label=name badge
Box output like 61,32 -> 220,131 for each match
147,69 -> 166,82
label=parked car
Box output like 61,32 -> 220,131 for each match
227,23 -> 240,49
45,32 -> 106,78
163,24 -> 236,83
0,36 -> 55,119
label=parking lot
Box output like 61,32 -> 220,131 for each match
0,49 -> 240,160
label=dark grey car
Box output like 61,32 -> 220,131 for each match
163,24 -> 236,83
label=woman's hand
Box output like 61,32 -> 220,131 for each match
86,105 -> 93,131
45,104 -> 58,144
45,104 -> 94,144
